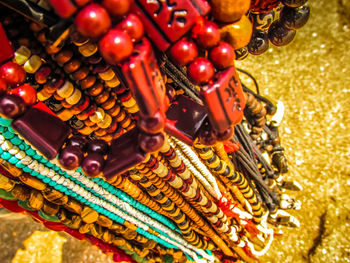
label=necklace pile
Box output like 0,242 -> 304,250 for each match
0,0 -> 309,262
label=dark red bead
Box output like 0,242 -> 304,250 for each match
209,42 -> 235,69
280,5 -> 310,30
198,123 -> 217,146
10,84 -> 37,105
116,14 -> 144,42
187,58 -> 214,85
0,62 -> 26,87
0,24 -> 14,64
0,94 -> 26,119
281,0 -> 307,7
99,29 -> 133,64
75,3 -> 111,38
86,139 -> 109,154
102,0 -> 133,16
48,0 -> 77,18
137,111 -> 165,134
165,84 -> 176,102
248,30 -> 269,55
193,21 -> 220,49
0,78 -> 7,94
214,126 -> 234,141
82,152 -> 104,177
169,38 -> 198,66
68,135 -> 87,150
268,21 -> 296,46
58,145 -> 83,170
139,132 -> 165,153
35,66 -> 52,84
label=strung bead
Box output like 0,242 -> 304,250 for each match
67,135 -> 87,150
281,0 -> 307,7
75,3 -> 112,38
58,145 -> 84,170
82,152 -> 104,177
139,132 -> 165,153
280,5 -> 310,30
268,21 -> 296,46
248,30 -> 269,55
99,29 -> 133,64
102,0 -> 133,17
137,111 -> 165,134
169,38 -> 198,66
209,42 -> 235,69
11,84 -> 37,105
0,94 -> 26,119
187,58 -> 214,85
0,62 -> 26,87
213,126 -> 234,141
193,21 -> 220,49
116,14 -> 144,42
0,79 -> 7,94
198,123 -> 216,146
86,139 -> 109,154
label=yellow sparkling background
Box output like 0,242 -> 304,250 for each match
237,0 -> 350,262
0,0 -> 349,262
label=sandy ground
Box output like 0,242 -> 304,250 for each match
0,0 -> 350,262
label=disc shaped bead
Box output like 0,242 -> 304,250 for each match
75,3 -> 111,38
0,94 -> 26,119
102,0 -> 133,17
187,58 -> 214,85
0,62 -> 26,87
169,38 -> 198,66
99,29 -> 133,64
116,14 -> 144,42
58,145 -> 84,170
11,84 -> 37,105
280,5 -> 310,30
209,42 -> 235,69
82,152 -> 104,177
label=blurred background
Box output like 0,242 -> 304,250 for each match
0,0 -> 350,262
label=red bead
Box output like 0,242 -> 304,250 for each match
209,42 -> 235,69
139,132 -> 165,153
58,146 -> 83,170
0,78 -> 7,94
99,29 -> 133,64
198,123 -> 217,146
35,66 -> 52,84
138,111 -> 165,134
193,21 -> 220,49
0,94 -> 26,119
11,84 -> 37,105
0,62 -> 26,87
187,58 -> 214,84
169,38 -> 198,66
74,0 -> 91,7
49,0 -> 77,18
102,0 -> 133,17
87,139 -> 109,154
214,126 -> 234,141
116,14 -> 144,42
68,135 -> 87,150
75,3 -> 111,38
82,153 -> 104,177
0,24 -> 14,64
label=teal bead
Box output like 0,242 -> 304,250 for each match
71,192 -> 77,197
9,156 -> 18,164
33,154 -> 42,160
10,137 -> 22,145
46,162 -> 53,168
0,117 -> 12,127
18,144 -> 26,150
49,181 -> 56,187
0,126 -> 5,132
25,148 -> 36,156
3,131 -> 14,139
43,177 -> 50,183
31,171 -> 39,176
0,148 -> 3,154
1,152 -> 12,160
7,126 -> 16,134
15,162 -> 25,168
40,158 -> 48,164
58,170 -> 65,175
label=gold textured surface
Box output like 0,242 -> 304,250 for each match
237,0 -> 350,262
0,0 -> 349,262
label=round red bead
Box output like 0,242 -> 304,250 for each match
0,62 -> 26,87
137,111 -> 165,134
187,57 -> 214,84
209,42 -> 235,69
139,132 -> 165,153
116,14 -> 144,42
81,152 -> 104,177
11,84 -> 37,105
99,29 -> 133,64
169,38 -> 198,66
102,0 -> 133,16
198,124 -> 217,146
75,3 -> 111,38
194,21 -> 220,49
0,78 -> 7,94
0,94 -> 26,119
58,145 -> 84,170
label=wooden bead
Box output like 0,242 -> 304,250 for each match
80,75 -> 96,90
64,59 -> 81,74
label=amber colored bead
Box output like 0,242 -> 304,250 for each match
248,30 -> 269,55
88,82 -> 104,96
139,132 -> 165,153
11,84 -> 37,105
209,42 -> 235,69
46,44 -> 62,55
75,3 -> 112,38
211,0 -> 250,23
80,75 -> 96,90
282,0 -> 307,7
280,5 -> 310,30
55,49 -> 73,65
102,0 -> 133,17
0,62 -> 26,87
108,104 -> 121,117
72,67 -> 90,81
193,21 -> 220,49
64,59 -> 81,74
101,97 -> 116,110
99,29 -> 133,64
169,38 -> 198,66
35,66 -> 52,84
187,57 -> 214,85
268,21 -> 296,46
95,91 -> 109,104
116,14 -> 144,42
220,15 -> 253,50
70,30 -> 89,46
